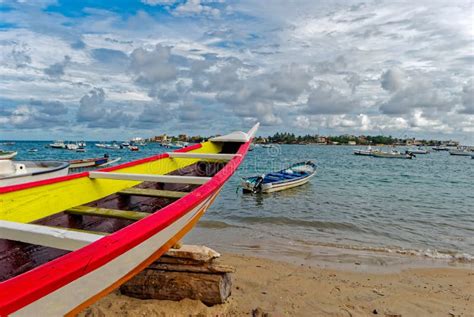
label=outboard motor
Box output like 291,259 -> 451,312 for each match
252,174 -> 265,193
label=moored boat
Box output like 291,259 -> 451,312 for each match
449,149 -> 473,156
0,151 -> 17,160
353,145 -> 374,156
406,148 -> 430,154
0,160 -> 69,186
129,145 -> 139,151
241,161 -> 316,193
49,140 -> 66,149
0,123 -> 258,316
372,150 -> 414,159
68,156 -> 121,169
432,146 -> 450,151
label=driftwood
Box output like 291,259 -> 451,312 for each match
120,245 -> 233,306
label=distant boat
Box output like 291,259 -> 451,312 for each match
242,161 -> 317,193
432,146 -> 450,151
95,143 -> 107,148
49,141 -> 66,149
354,145 -> 374,156
449,149 -> 473,156
66,142 -> 79,151
129,146 -> 139,152
0,142 -> 15,146
372,150 -> 414,159
0,151 -> 17,160
104,143 -> 122,150
0,160 -> 69,186
121,142 -> 130,147
406,148 -> 430,154
68,156 -> 121,169
161,142 -> 185,149
28,148 -> 38,153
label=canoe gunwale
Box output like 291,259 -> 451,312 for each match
0,140 -> 252,315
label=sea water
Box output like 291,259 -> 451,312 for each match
5,141 -> 474,262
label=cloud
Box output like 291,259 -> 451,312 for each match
381,68 -> 405,92
174,0 -> 220,17
91,48 -> 129,66
44,55 -> 71,78
459,81 -> 473,114
130,44 -> 178,85
77,88 -> 106,122
304,82 -> 355,115
0,99 -> 69,129
379,77 -> 453,115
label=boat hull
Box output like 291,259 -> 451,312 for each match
0,152 -> 17,160
243,174 -> 315,193
449,151 -> 473,156
372,152 -> 412,159
0,161 -> 69,187
12,189 -> 219,316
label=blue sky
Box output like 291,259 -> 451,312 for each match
0,0 -> 473,142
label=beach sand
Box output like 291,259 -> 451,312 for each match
80,253 -> 473,317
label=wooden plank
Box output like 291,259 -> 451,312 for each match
89,171 -> 211,185
66,206 -> 149,221
118,188 -> 187,199
0,220 -> 104,251
167,152 -> 240,160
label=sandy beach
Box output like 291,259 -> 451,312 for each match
80,253 -> 473,317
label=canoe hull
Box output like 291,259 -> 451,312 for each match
257,174 -> 314,193
0,152 -> 17,160
12,189 -> 219,317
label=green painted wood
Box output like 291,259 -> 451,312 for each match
66,206 -> 149,221
118,188 -> 187,199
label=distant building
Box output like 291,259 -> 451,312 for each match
153,134 -> 168,142
178,134 -> 188,142
348,141 -> 356,145
317,136 -> 327,144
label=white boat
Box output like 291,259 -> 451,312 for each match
0,160 -> 69,186
0,151 -> 17,159
354,145 -> 374,156
242,161 -> 317,193
66,143 -> 79,151
49,141 -> 66,149
104,143 -> 122,150
372,150 -> 414,159
406,148 -> 430,154
449,149 -> 473,156
432,146 -> 450,151
95,143 -> 107,148
28,149 -> 38,153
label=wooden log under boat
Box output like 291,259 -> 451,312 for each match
0,123 -> 259,316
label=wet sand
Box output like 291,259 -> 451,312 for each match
80,253 -> 473,317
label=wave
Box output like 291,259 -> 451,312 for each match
229,215 -> 363,231
197,220 -> 240,229
294,239 -> 474,263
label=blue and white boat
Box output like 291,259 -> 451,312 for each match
241,161 -> 317,193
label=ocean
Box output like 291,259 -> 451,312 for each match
4,141 -> 474,262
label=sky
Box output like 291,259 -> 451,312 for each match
0,0 -> 473,142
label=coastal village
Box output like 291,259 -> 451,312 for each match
147,132 -> 460,147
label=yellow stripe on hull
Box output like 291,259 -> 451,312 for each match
0,141 -> 222,223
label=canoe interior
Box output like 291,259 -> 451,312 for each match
0,160 -> 228,283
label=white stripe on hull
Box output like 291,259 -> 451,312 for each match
13,191 -> 219,317
264,174 -> 314,193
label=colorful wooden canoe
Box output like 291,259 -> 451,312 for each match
0,124 -> 258,316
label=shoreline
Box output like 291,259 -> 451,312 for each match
81,252 -> 473,317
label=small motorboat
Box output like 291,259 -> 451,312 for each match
432,146 -> 450,151
372,150 -> 414,159
49,140 -> 66,149
449,149 -> 473,156
242,161 -> 317,193
0,160 -> 69,186
406,148 -> 430,155
28,148 -> 38,153
129,145 -> 139,151
353,145 -> 374,156
68,155 -> 121,169
66,142 -> 79,151
0,151 -> 17,160
0,123 -> 258,316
